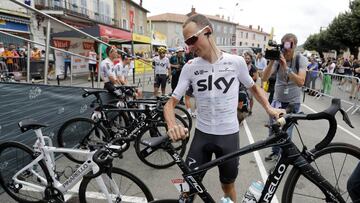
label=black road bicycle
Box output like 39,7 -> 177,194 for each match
141,98 -> 360,202
57,89 -> 189,169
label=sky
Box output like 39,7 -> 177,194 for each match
134,0 -> 351,45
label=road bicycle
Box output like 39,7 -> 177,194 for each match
0,119 -> 154,203
57,89 -> 189,169
141,98 -> 360,202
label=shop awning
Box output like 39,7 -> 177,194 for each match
132,33 -> 151,44
51,24 -> 132,41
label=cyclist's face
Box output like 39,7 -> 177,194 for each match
183,22 -> 208,57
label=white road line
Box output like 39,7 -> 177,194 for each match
243,120 -> 279,203
301,104 -> 360,142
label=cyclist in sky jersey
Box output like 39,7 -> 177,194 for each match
163,14 -> 283,202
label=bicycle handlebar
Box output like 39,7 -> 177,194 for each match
275,98 -> 353,151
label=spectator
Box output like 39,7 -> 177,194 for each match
350,59 -> 360,99
31,47 -> 41,60
322,61 -> 335,95
63,47 -> 71,79
86,46 -> 97,81
306,57 -> 319,96
255,52 -> 267,87
99,36 -> 109,60
244,52 -> 258,115
152,46 -> 171,97
0,42 -> 5,56
170,47 -> 185,93
3,44 -> 19,72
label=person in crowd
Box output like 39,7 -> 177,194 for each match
3,44 -> 19,72
63,47 -> 71,79
306,57 -> 319,96
0,42 -> 5,56
255,52 -> 267,88
31,47 -> 41,60
338,58 -> 353,90
99,36 -> 110,60
183,51 -> 196,117
152,46 -> 171,97
86,46 -> 97,81
262,33 -> 307,163
322,61 -> 336,95
244,52 -> 258,115
170,47 -> 185,93
350,59 -> 360,99
163,14 -> 283,202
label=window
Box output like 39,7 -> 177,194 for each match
252,43 -> 254,47
121,0 -> 126,17
245,33 -> 248,39
217,25 -> 221,32
139,25 -> 143,34
122,19 -> 128,30
241,32 -> 243,38
253,34 -> 255,40
257,44 -> 260,48
216,37 -> 220,44
239,42 -> 242,46
80,0 -> 87,15
264,36 -> 267,41
105,3 -> 111,24
229,27 -> 233,33
224,26 -> 227,34
245,42 -> 248,46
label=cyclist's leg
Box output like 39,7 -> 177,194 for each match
160,74 -> 167,95
215,131 -> 239,202
154,75 -> 160,97
348,162 -> 360,201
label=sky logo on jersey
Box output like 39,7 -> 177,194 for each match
197,75 -> 235,93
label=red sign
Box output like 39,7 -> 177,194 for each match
83,42 -> 94,50
53,40 -> 70,48
129,10 -> 134,32
99,25 -> 132,41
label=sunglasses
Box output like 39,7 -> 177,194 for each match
184,25 -> 210,46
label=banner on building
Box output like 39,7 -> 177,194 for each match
83,42 -> 94,50
53,39 -> 70,48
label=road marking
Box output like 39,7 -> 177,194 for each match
243,120 -> 279,203
301,104 -> 360,142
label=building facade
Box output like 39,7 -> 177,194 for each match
236,24 -> 270,51
148,7 -> 237,48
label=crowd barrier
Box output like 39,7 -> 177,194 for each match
304,70 -> 360,115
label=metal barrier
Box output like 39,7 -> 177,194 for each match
305,70 -> 360,115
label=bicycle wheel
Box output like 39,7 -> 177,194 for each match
282,143 -> 360,203
175,105 -> 192,132
150,200 -> 179,203
134,114 -> 189,169
0,142 -> 49,203
57,117 -> 110,163
78,167 -> 154,203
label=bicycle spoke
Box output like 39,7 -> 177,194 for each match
335,153 -> 347,192
293,192 -> 325,200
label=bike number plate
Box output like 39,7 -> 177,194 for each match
171,178 -> 190,193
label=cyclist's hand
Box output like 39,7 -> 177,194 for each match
268,107 -> 286,119
167,125 -> 189,142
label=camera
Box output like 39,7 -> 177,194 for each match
264,40 -> 284,60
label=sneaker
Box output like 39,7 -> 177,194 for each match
264,153 -> 279,162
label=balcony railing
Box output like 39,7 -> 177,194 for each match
34,0 -> 113,26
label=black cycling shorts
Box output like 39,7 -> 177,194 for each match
154,74 -> 167,89
185,129 -> 239,184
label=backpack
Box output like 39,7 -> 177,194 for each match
238,84 -> 250,112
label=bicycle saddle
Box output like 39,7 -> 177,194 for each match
18,119 -> 49,133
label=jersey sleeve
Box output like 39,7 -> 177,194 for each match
172,63 -> 191,100
237,56 -> 255,88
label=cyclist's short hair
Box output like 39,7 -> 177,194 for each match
183,14 -> 213,31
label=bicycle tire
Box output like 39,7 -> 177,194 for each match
57,117 -> 110,163
134,114 -> 189,169
150,199 -> 179,203
282,142 -> 360,203
78,167 -> 154,203
0,142 -> 49,203
175,105 -> 192,132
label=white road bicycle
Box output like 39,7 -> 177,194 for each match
0,119 -> 154,203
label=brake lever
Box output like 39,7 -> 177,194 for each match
339,109 -> 354,128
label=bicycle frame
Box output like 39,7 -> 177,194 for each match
164,130 -> 344,202
12,128 -> 121,202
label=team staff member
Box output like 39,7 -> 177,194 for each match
152,47 -> 171,97
163,14 -> 283,202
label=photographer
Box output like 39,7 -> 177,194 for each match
262,33 -> 307,163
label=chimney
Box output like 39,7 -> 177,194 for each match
261,28 -> 263,32
191,6 -> 196,14
258,25 -> 260,30
249,25 -> 252,29
216,14 -> 220,18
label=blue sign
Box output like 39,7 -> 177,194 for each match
0,21 -> 29,33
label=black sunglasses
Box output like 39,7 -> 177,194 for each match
184,26 -> 210,46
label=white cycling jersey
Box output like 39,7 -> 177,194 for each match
173,53 -> 254,135
100,58 -> 116,83
153,56 -> 170,75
